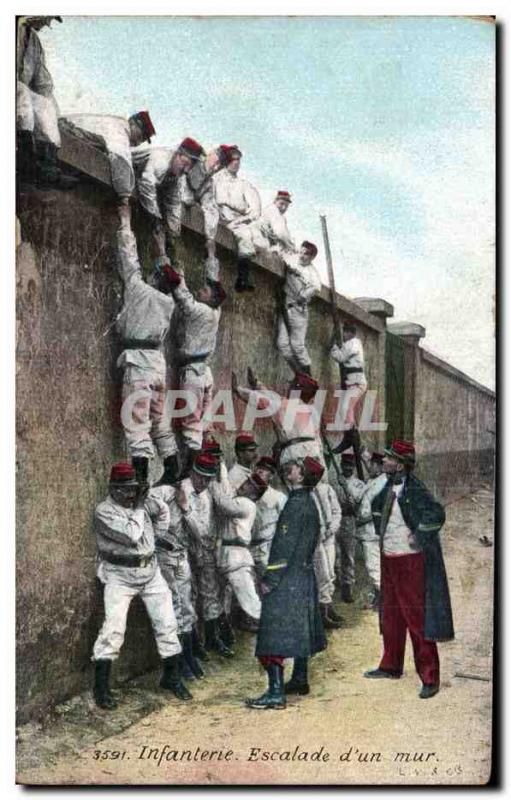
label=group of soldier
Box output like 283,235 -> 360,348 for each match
17,16 -> 455,712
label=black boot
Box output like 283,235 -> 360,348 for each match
154,454 -> 180,486
341,585 -> 354,603
236,610 -> 259,633
234,259 -> 255,292
132,456 -> 149,487
332,428 -> 354,455
180,448 -> 196,480
204,618 -> 234,658
245,664 -> 286,709
285,657 -> 309,695
182,631 -> 205,679
320,603 -> 342,630
93,659 -> 118,710
35,141 -> 78,190
191,627 -> 209,662
217,612 -> 236,647
327,603 -> 344,623
160,655 -> 193,700
178,634 -> 195,680
17,130 -> 37,185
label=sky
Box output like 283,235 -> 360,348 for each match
42,15 -> 495,389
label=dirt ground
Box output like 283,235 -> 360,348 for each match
16,486 -> 495,786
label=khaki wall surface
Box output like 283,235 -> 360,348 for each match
16,177 -> 385,723
414,348 -> 495,494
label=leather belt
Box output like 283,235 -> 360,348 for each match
155,536 -> 174,552
180,353 -> 209,366
123,340 -> 161,350
344,367 -> 363,375
221,539 -> 249,548
279,436 -> 315,452
99,551 -> 154,568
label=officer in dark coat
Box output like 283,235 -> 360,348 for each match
364,440 -> 454,699
245,457 -> 327,710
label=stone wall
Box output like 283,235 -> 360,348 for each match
16,135 -> 494,721
15,147 -> 386,722
414,347 -> 496,495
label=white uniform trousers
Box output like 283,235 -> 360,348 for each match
220,563 -> 261,620
336,523 -> 357,590
195,550 -> 224,621
250,542 -> 272,579
178,363 -> 214,451
93,560 -> 181,660
314,535 -> 337,605
359,537 -> 381,591
226,221 -> 257,258
17,81 -> 61,146
277,304 -> 311,370
338,383 -> 367,429
121,361 -> 177,460
156,548 -> 197,634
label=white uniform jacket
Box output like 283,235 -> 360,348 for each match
213,170 -> 261,226
132,146 -> 182,231
227,462 -> 253,492
330,337 -> 367,387
115,228 -> 174,372
172,270 -> 221,363
94,495 -> 169,562
216,495 -> 257,573
62,114 -> 135,195
153,480 -> 209,551
282,253 -> 322,306
252,203 -> 295,255
251,486 -> 287,545
313,483 -> 342,543
181,160 -> 220,241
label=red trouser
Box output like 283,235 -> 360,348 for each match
379,552 -> 440,685
259,656 -> 285,667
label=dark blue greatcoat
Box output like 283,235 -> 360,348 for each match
255,487 -> 327,658
372,473 -> 455,642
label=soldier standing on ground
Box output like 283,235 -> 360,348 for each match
245,457 -> 327,710
92,462 -> 188,708
364,440 -> 454,699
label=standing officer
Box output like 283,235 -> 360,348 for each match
364,441 -> 454,699
246,457 -> 327,709
213,146 -> 262,291
92,462 -> 188,708
277,242 -> 321,376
